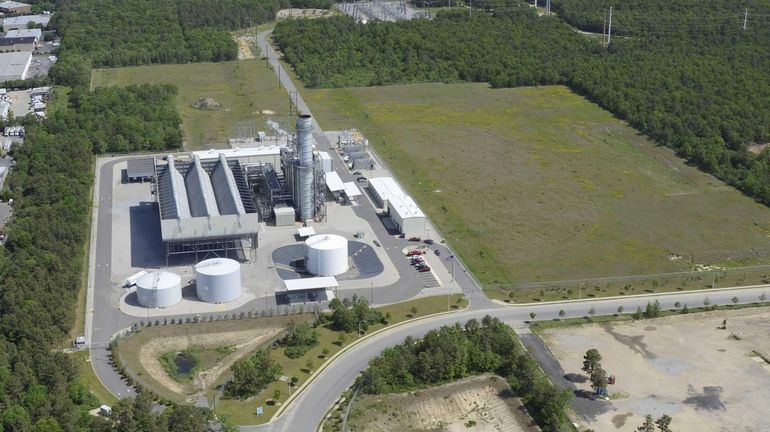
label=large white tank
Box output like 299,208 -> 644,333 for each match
195,258 -> 241,303
305,234 -> 348,276
136,271 -> 182,308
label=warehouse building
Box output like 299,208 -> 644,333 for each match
368,177 -> 426,237
0,28 -> 41,51
155,154 -> 259,263
0,51 -> 30,81
0,1 -> 31,15
1,14 -> 50,31
193,146 -> 283,167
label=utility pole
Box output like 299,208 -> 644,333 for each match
469,0 -> 471,17
602,9 -> 607,45
743,9 -> 748,31
607,6 -> 613,45
546,0 -> 550,16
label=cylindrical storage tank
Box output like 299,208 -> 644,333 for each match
195,258 -> 241,303
305,234 -> 348,276
136,271 -> 182,308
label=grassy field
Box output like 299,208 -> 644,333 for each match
301,84 -> 770,296
91,60 -> 292,150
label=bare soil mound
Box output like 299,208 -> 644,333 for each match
348,375 -> 539,432
192,97 -> 221,110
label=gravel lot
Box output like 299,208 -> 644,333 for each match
542,307 -> 770,431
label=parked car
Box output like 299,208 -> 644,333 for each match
408,237 -> 421,242
406,249 -> 424,256
418,267 -> 431,273
373,240 -> 381,247
434,249 -> 441,256
357,176 -> 368,183
353,171 -> 362,175
424,239 -> 435,245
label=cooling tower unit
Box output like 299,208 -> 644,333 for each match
296,114 -> 314,221
136,271 -> 182,308
195,258 -> 242,303
305,234 -> 348,276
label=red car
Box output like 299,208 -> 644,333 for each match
418,267 -> 431,273
406,250 -> 425,256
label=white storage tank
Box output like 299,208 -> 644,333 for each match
136,271 -> 182,308
195,258 -> 241,303
305,234 -> 348,276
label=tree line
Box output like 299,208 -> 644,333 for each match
0,82 -> 182,430
48,0 -> 291,85
359,316 -> 571,431
273,6 -> 770,206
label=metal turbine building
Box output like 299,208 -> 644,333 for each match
155,155 -> 259,263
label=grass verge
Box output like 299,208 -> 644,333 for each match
70,351 -> 119,406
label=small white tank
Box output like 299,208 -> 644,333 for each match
195,258 -> 241,303
305,234 -> 348,276
136,271 -> 182,308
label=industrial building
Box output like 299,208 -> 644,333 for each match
305,234 -> 348,276
282,277 -> 338,304
155,154 -> 259,262
0,1 -> 31,15
0,51 -> 29,81
135,271 -> 182,308
247,114 -> 327,224
195,257 -> 241,303
193,146 -> 283,167
1,14 -> 50,31
126,157 -> 155,182
0,28 -> 41,51
369,177 -> 426,237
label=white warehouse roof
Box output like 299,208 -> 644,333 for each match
325,171 -> 344,192
193,146 -> 283,160
284,277 -> 339,291
369,177 -> 425,219
343,181 -> 361,197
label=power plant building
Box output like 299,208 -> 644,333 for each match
155,154 -> 259,262
195,258 -> 241,303
369,177 -> 426,237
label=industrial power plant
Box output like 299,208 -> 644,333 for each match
113,112 -> 429,313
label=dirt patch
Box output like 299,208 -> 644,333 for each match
236,35 -> 256,60
347,375 -> 539,432
542,307 -> 770,431
138,326 -> 283,396
748,143 -> 770,155
277,8 -> 333,19
192,97 -> 221,110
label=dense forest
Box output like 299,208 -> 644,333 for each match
49,0 -> 290,83
273,5 -> 770,205
0,84 -> 182,430
359,316 -> 571,431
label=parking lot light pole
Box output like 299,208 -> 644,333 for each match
358,320 -> 366,338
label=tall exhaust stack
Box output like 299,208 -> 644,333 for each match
296,114 -> 314,221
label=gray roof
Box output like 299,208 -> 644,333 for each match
210,153 -> 246,215
1,14 -> 50,27
0,51 -> 29,79
126,157 -> 155,179
0,1 -> 30,9
185,155 -> 219,217
4,28 -> 41,40
156,156 -> 258,241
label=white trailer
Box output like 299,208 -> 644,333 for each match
123,270 -> 148,287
